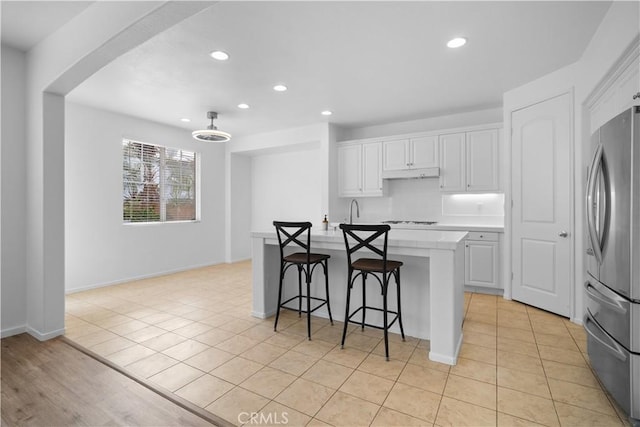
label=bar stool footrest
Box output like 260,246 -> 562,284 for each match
346,306 -> 400,331
279,295 -> 329,315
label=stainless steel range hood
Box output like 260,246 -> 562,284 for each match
381,167 -> 439,180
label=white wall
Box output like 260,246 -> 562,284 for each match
226,123 -> 332,260
1,45 -> 28,336
338,107 -> 503,141
251,147 -> 323,230
65,102 -> 226,292
11,2 -> 208,340
503,1 -> 639,322
226,153 -> 252,262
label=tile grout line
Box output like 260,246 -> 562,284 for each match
529,304 -> 563,427
70,267 -> 617,427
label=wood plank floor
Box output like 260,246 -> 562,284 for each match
1,333 -> 217,426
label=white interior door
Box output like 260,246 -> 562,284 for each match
511,93 -> 572,317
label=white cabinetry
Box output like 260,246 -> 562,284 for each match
467,129 -> 499,191
383,136 -> 438,171
338,142 -> 383,197
588,41 -> 640,133
439,129 -> 499,192
439,133 -> 466,191
464,232 -> 500,289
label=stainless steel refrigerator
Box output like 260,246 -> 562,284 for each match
585,106 -> 639,423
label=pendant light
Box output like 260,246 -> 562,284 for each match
192,111 -> 231,142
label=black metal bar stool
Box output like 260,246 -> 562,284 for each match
273,221 -> 333,340
339,223 -> 405,360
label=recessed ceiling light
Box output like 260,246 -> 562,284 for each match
273,84 -> 288,92
237,103 -> 250,109
447,37 -> 467,48
180,118 -> 191,122
321,110 -> 332,116
210,50 -> 229,61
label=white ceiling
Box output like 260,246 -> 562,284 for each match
8,1 -> 612,138
1,1 -> 93,52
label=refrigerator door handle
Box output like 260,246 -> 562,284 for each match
584,310 -> 628,362
585,281 -> 627,314
586,144 -> 604,264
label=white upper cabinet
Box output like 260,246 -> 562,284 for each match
467,129 -> 499,191
338,142 -> 383,197
439,132 -> 466,191
362,142 -> 383,195
338,144 -> 362,197
383,136 -> 438,171
439,129 -> 499,192
337,123 -> 500,197
382,139 -> 410,171
410,135 -> 439,169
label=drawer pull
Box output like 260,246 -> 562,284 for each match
585,282 -> 626,314
584,311 -> 627,361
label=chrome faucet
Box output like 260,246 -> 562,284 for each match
349,199 -> 360,224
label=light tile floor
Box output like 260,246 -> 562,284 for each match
65,261 -> 631,427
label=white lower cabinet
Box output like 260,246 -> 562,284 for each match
464,232 -> 500,289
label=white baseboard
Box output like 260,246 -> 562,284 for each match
66,261 -> 226,294
27,326 -> 65,341
2,325 -> 65,340
1,325 -> 27,338
251,309 -> 276,319
227,257 -> 251,264
428,332 -> 463,366
464,285 -> 504,296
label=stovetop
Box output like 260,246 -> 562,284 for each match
382,220 -> 438,225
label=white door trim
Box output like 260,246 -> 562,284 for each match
504,88 -> 575,320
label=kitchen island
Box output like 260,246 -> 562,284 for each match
251,228 -> 467,365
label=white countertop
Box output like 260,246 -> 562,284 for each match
386,222 -> 503,233
251,228 -> 468,250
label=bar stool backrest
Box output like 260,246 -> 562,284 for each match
339,224 -> 390,272
273,221 -> 313,263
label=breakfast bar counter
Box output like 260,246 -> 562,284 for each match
250,228 -> 467,365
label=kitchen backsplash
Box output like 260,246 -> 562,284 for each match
350,179 -> 504,223
442,193 -> 504,216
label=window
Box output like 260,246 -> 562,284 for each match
122,139 -> 197,223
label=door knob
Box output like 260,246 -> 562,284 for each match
559,231 -> 569,238
586,247 -> 594,256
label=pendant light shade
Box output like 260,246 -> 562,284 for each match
192,111 -> 231,142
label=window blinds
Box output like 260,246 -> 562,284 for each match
122,140 -> 197,223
